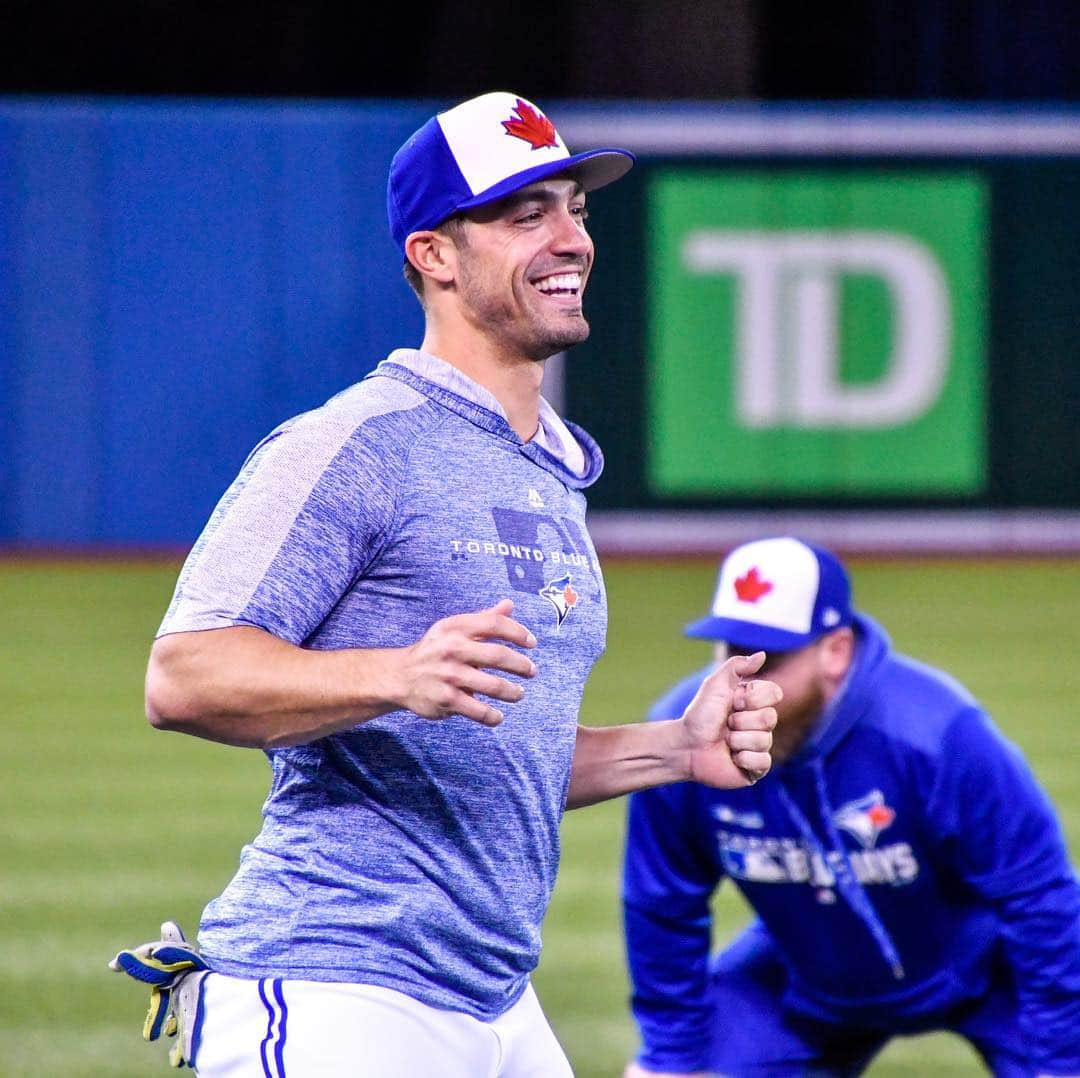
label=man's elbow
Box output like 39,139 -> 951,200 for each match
144,632 -> 272,748
144,639 -> 203,733
145,661 -> 187,732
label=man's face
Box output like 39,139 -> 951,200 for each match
718,630 -> 854,764
451,178 -> 594,362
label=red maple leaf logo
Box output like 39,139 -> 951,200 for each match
867,805 -> 895,830
734,566 -> 773,603
563,583 -> 578,607
502,99 -> 558,150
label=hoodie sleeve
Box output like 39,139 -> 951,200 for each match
928,708 -> 1080,1074
623,682 -> 723,1073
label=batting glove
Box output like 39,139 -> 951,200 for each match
109,920 -> 210,1067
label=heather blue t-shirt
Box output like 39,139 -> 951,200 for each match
158,349 -> 608,1019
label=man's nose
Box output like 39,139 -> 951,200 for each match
550,210 -> 592,257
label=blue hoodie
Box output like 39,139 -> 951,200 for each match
623,613 -> 1080,1074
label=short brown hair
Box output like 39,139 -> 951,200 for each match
402,215 -> 469,306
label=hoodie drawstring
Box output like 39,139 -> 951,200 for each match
776,758 -> 905,981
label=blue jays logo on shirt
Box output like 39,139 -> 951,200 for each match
539,574 -> 579,628
834,790 -> 897,850
449,508 -> 601,631
715,829 -> 919,888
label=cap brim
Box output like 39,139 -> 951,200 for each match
683,616 -> 818,652
454,148 -> 635,215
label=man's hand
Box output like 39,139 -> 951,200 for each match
680,651 -> 779,788
109,921 -> 209,1068
145,600 -> 539,748
393,599 -> 538,727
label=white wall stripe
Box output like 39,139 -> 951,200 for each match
559,111 -> 1080,157
587,510 -> 1080,556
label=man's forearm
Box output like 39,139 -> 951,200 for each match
566,722 -> 689,809
145,626 -> 404,749
567,654 -> 778,808
145,602 -> 538,750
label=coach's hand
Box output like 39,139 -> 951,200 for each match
680,651 -> 779,788
396,599 -> 538,727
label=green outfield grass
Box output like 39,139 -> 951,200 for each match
1,557 -> 1077,1077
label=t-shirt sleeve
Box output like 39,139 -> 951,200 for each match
158,412 -> 402,645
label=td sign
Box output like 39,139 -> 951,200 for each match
647,172 -> 987,496
682,231 -> 950,428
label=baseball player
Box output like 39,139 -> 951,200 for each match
109,92 -> 778,1076
622,537 -> 1080,1078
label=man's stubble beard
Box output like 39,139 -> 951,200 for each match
770,689 -> 827,767
458,260 -> 590,362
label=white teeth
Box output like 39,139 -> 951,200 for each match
534,272 -> 582,294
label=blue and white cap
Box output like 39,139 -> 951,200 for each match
387,91 -> 634,254
685,537 -> 854,652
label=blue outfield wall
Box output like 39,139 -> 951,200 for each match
3,100 -> 1080,549
0,98 -> 432,545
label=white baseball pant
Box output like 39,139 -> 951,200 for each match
187,973 -> 574,1077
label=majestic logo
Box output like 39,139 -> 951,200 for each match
712,804 -> 765,830
734,566 -> 773,603
834,790 -> 897,850
502,99 -> 558,150
539,573 -> 579,628
528,488 -> 545,509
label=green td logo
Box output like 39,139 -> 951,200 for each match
647,172 -> 987,496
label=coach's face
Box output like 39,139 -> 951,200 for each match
454,178 -> 594,362
718,628 -> 854,764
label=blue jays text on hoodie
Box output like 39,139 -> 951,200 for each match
623,614 -> 1080,1075
157,349 -> 608,1020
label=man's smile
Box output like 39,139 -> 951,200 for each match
531,270 -> 583,296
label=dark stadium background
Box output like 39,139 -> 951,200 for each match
3,0 -> 1077,102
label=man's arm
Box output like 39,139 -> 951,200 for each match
145,599 -> 537,749
930,710 -> 1080,1075
621,711 -> 722,1076
566,652 -> 779,808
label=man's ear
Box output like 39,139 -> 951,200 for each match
405,230 -> 458,287
820,627 -> 855,679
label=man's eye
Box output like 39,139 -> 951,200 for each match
573,206 -> 590,221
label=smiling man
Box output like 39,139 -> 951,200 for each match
110,93 -> 779,1076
